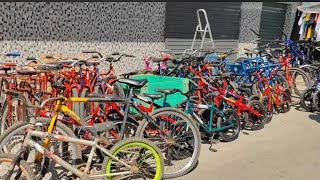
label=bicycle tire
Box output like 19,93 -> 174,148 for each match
218,108 -> 241,142
0,153 -> 35,180
135,107 -> 201,179
0,118 -> 82,179
289,67 -> 312,96
260,96 -> 273,123
280,88 -> 292,113
312,90 -> 320,112
300,87 -> 316,112
102,137 -> 164,180
245,100 -> 266,131
0,97 -> 26,134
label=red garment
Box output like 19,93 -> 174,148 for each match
316,13 -> 320,23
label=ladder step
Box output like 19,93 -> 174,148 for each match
192,40 -> 214,43
196,30 -> 207,33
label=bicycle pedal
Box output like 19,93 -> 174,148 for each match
242,131 -> 249,135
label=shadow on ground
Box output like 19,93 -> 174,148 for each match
308,113 -> 320,123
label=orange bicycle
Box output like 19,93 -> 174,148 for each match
255,68 -> 292,123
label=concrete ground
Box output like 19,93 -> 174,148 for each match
178,106 -> 320,180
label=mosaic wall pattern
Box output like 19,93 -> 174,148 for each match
237,2 -> 300,57
237,2 -> 263,56
0,2 -> 166,74
283,2 -> 302,39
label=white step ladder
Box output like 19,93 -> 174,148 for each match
191,9 -> 215,51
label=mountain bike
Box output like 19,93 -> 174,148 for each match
0,90 -> 164,179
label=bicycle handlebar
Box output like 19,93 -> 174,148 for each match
82,50 -> 103,58
250,28 -> 259,37
4,90 -> 67,109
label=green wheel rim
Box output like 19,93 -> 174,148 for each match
106,142 -> 162,180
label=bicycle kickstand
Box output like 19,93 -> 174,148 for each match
209,134 -> 219,152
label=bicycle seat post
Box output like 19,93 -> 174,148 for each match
119,87 -> 134,140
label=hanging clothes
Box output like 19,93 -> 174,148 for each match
298,12 -> 307,35
316,13 -> 320,41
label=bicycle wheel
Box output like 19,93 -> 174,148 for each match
0,118 -> 82,179
0,153 -> 35,180
102,137 -> 164,180
218,108 -> 241,142
135,107 -> 201,179
290,68 -> 312,97
274,74 -> 289,90
260,96 -> 273,123
244,100 -> 266,131
300,87 -> 316,112
280,88 -> 292,113
0,97 -> 26,134
312,90 -> 320,112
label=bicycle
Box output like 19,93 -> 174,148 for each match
0,78 -> 200,179
0,90 -> 164,179
255,68 -> 292,123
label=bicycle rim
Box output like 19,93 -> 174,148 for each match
104,140 -> 163,180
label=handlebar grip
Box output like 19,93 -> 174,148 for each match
45,56 -> 54,59
152,57 -> 162,63
82,50 -> 97,53
4,62 -> 16,67
111,52 -> 120,56
26,57 -> 36,61
71,57 -> 80,60
6,52 -> 21,57
250,28 -> 259,36
124,54 -> 135,58
91,55 -> 99,59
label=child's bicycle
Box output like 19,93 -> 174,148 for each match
255,68 -> 292,123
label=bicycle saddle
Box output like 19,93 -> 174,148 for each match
206,91 -> 220,98
143,93 -> 163,100
155,88 -> 179,95
83,121 -> 115,135
16,70 -> 38,75
218,72 -> 232,78
237,87 -> 250,93
85,61 -> 100,66
239,83 -> 253,88
0,65 -> 11,71
119,71 -> 139,78
117,78 -> 148,88
37,64 -> 61,71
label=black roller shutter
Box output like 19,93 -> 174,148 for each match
165,2 -> 241,53
165,2 -> 241,40
259,2 -> 287,43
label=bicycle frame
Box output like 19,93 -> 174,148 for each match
186,102 -> 234,133
14,98 -> 134,179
